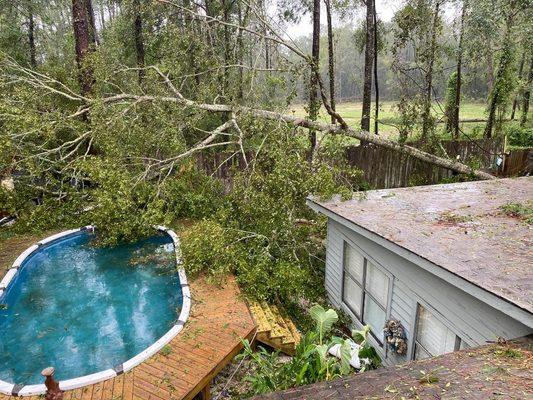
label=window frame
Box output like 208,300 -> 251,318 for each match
341,240 -> 392,346
412,303 -> 467,360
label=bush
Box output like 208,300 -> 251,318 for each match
239,305 -> 380,396
181,130 -> 366,304
505,124 -> 533,148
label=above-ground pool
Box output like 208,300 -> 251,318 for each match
0,226 -> 190,395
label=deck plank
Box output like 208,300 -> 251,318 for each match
1,275 -> 255,400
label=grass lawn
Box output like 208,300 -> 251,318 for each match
288,101 -> 490,139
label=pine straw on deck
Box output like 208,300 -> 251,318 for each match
0,275 -> 256,400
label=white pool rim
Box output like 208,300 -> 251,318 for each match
0,225 -> 191,396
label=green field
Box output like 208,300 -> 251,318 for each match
288,101 -> 490,139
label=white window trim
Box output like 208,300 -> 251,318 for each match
341,238 -> 393,346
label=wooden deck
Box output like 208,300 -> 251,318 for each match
0,275 -> 256,400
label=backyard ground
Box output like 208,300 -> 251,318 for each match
0,231 -> 59,276
288,101 -> 491,139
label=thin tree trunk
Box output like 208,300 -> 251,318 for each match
222,0 -> 231,99
108,0 -> 115,20
372,0 -> 379,135
99,0 -> 106,30
421,0 -> 441,142
361,0 -> 375,133
237,0 -> 245,102
324,0 -> 336,124
72,0 -> 94,96
133,0 -> 145,84
453,1 -> 466,141
184,0 -> 201,87
28,4 -> 37,68
484,18 -> 512,138
85,0 -> 99,45
486,41 -> 494,91
511,51 -> 526,120
520,55 -> 532,126
308,0 -> 320,154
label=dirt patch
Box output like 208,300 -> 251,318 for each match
211,350 -> 256,399
0,231 -> 58,276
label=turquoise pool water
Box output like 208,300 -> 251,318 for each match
0,232 -> 182,385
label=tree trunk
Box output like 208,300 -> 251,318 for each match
421,0 -> 441,142
372,0 -> 379,135
484,18 -> 512,138
361,0 -> 374,133
28,4 -> 37,68
108,0 -> 115,20
486,41 -> 494,92
324,0 -> 336,124
133,0 -> 145,84
237,0 -> 246,102
511,51 -> 526,120
94,90 -> 497,180
72,0 -> 94,96
85,0 -> 99,45
520,55 -> 532,126
453,1 -> 466,141
222,0 -> 231,99
308,0 -> 320,154
99,0 -> 106,30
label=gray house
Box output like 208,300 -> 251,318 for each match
307,177 -> 532,365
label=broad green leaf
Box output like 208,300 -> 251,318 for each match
339,340 -> 353,375
352,325 -> 371,345
310,305 -> 338,341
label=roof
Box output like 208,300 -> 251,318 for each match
307,177 -> 533,317
255,338 -> 533,400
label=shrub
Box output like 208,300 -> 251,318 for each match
239,305 -> 380,396
505,124 -> 533,148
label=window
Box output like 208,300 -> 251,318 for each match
342,243 -> 389,344
414,304 -> 467,360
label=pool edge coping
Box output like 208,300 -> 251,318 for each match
0,225 -> 191,397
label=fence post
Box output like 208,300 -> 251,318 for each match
42,367 -> 63,400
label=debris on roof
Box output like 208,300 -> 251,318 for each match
308,177 -> 533,314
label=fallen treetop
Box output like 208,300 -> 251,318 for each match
4,59 -> 496,181
90,91 -> 497,181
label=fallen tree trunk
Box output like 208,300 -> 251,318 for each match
4,60 -> 496,181
92,92 -> 496,180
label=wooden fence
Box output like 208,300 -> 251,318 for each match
499,148 -> 532,177
194,137 -> 530,191
344,137 -> 506,189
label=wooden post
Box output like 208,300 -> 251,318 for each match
194,380 -> 211,400
42,367 -> 63,400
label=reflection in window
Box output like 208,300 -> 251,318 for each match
414,304 -> 467,360
342,243 -> 389,344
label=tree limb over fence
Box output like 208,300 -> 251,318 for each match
1,58 -> 495,181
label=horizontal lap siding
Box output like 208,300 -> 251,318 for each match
325,219 -> 531,365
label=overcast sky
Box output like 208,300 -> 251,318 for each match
282,0 -> 458,39
283,0 -> 400,39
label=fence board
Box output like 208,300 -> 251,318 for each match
193,137 -> 530,191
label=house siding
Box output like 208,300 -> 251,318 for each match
325,219 -> 531,366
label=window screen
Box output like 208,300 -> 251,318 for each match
414,304 -> 465,360
343,274 -> 363,317
345,244 -> 364,283
342,242 -> 390,344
